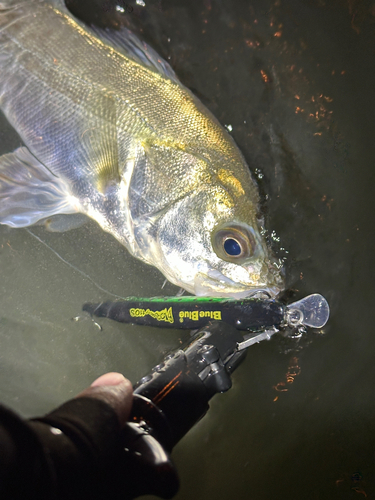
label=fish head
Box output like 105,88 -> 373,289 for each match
145,183 -> 284,298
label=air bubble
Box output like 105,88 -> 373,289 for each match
254,168 -> 264,180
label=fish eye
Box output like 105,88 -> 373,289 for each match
212,224 -> 255,263
224,238 -> 241,256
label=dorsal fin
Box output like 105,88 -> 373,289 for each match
88,24 -> 178,83
50,0 -> 178,81
51,0 -> 179,82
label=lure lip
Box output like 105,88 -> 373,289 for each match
286,293 -> 330,329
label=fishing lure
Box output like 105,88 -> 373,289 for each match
83,293 -> 329,334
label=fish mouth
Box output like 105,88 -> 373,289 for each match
193,270 -> 282,299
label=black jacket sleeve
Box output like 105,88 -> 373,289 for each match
0,397 -> 125,500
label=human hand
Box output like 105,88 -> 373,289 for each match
76,372 -> 133,426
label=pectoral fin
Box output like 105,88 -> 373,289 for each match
0,146 -> 79,228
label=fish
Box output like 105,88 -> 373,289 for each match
0,0 -> 283,297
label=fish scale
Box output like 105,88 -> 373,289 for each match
0,0 -> 283,297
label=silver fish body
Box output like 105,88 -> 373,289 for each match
0,0 -> 283,297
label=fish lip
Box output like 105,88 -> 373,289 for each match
194,270 -> 282,298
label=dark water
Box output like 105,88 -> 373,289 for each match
0,0 -> 375,498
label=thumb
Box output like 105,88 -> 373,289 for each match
76,372 -> 133,426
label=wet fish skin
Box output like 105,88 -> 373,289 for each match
0,0 -> 283,297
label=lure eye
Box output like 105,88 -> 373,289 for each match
212,224 -> 255,263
